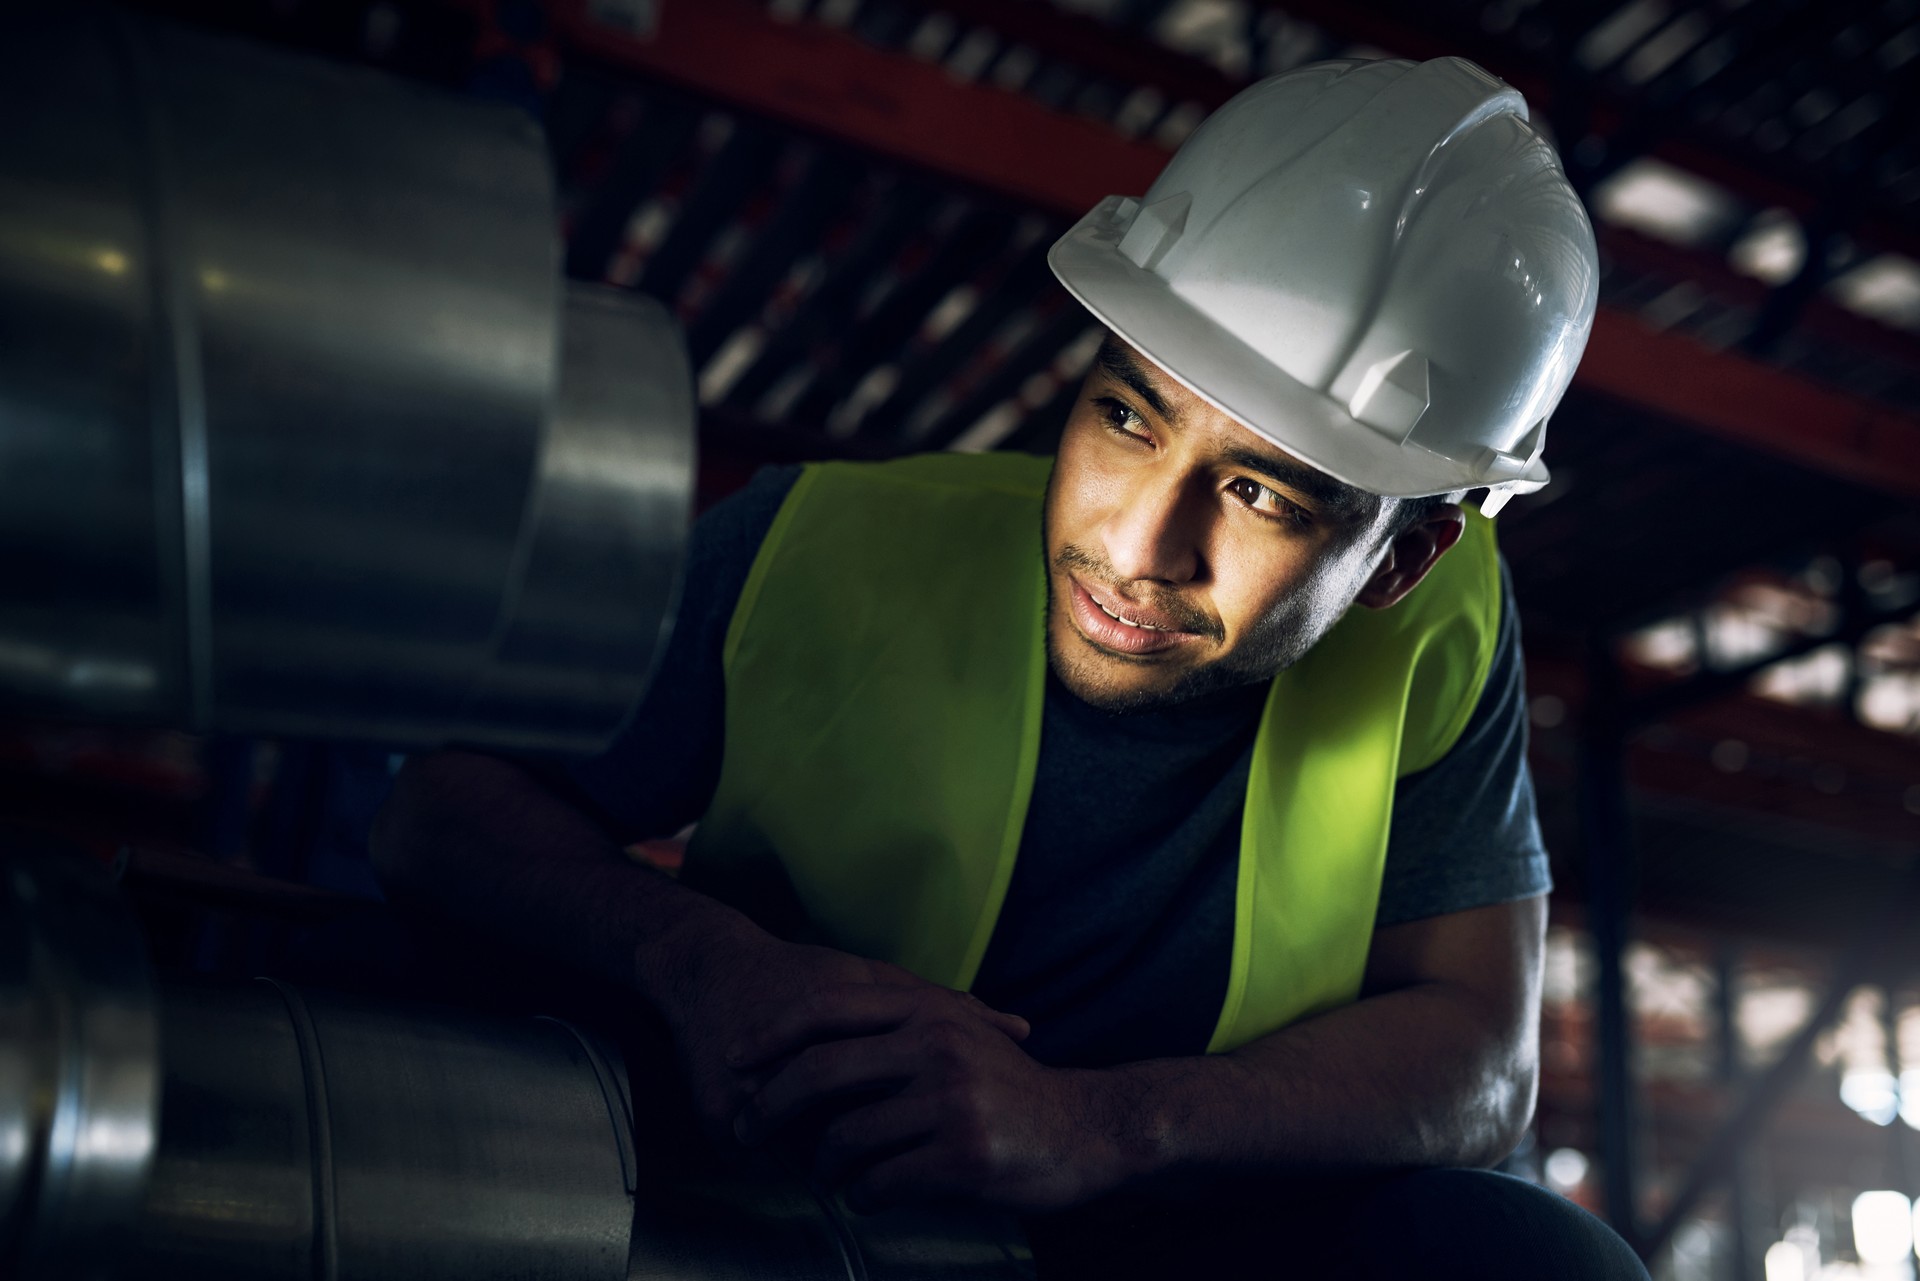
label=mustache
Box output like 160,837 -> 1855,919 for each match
1052,543 -> 1225,641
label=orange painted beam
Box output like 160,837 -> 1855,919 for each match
1581,311 -> 1920,499
552,0 -> 1920,500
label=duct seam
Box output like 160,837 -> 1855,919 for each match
111,12 -> 215,729
261,979 -> 339,1281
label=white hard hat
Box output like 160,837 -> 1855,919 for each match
1049,57 -> 1598,515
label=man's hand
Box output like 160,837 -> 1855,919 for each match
635,919 -> 1030,1142
731,985 -> 1136,1214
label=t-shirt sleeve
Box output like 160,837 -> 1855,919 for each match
1374,558 -> 1551,927
529,463 -> 803,842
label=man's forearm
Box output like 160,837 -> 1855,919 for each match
1095,980 -> 1536,1190
370,750 -> 755,1002
374,752 -> 1022,1140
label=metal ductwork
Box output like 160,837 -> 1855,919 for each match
0,850 -> 1034,1280
0,848 -> 159,1281
0,14 -> 1032,1279
0,5 -> 692,754
142,981 -> 639,1281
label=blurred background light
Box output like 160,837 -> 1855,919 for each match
1730,210 -> 1808,285
1592,159 -> 1740,247
1828,256 -> 1920,334
1839,1070 -> 1900,1127
1544,1147 -> 1590,1191
1765,1239 -> 1807,1281
1851,1191 -> 1913,1266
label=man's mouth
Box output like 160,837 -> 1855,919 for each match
1065,575 -> 1206,657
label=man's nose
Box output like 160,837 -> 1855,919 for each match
1101,469 -> 1204,585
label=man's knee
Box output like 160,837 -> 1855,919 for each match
1346,1168 -> 1650,1281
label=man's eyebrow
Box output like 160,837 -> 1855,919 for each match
1094,334 -> 1377,520
1219,444 -> 1374,519
1093,339 -> 1173,420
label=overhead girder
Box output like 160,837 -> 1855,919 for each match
537,0 -> 1920,502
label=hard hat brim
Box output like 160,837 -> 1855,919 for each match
1048,199 -> 1551,502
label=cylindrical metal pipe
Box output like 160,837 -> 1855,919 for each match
0,6 -> 692,753
0,847 -> 160,1281
139,981 -> 636,1281
2,851 -> 1035,1281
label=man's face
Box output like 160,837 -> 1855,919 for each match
1043,338 -> 1401,712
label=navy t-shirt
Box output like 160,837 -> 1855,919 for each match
560,463 -> 1550,1068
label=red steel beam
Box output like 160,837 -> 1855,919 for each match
551,0 -> 1920,500
1601,226 -> 1920,370
1528,652 -> 1920,846
1581,311 -> 1920,499
925,0 -> 1241,111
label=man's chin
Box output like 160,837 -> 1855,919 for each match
1047,632 -> 1211,713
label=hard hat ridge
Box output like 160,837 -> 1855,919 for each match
1048,56 -> 1599,514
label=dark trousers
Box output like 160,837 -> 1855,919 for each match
1026,1168 -> 1650,1280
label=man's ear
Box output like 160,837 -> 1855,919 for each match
1355,505 -> 1466,610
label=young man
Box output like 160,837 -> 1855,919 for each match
375,56 -> 1647,1277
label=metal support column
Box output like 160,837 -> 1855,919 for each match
1580,635 -> 1640,1243
1716,945 -> 1757,1281
1642,858 -> 1920,1259
1884,986 -> 1913,1199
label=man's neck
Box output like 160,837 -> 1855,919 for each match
1044,665 -> 1269,730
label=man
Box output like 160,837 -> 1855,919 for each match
374,56 -> 1647,1277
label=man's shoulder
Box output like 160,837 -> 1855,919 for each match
696,462 -> 806,558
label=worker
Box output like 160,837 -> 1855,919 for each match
374,57 -> 1649,1278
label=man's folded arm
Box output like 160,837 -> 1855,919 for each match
733,890 -> 1546,1212
370,748 -> 1034,1139
1099,892 -> 1546,1188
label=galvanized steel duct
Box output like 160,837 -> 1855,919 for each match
1,851 -> 1034,1280
0,15 -> 1031,1277
0,848 -> 159,1281
0,6 -> 692,753
140,981 -> 639,1281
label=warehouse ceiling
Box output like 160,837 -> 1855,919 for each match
122,0 -> 1920,928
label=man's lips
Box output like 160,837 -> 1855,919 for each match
1065,575 -> 1205,656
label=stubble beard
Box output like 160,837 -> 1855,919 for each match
1042,554 -> 1323,714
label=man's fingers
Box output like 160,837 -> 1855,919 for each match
735,1035 -> 919,1145
726,985 -> 926,1071
728,984 -> 1028,1070
961,993 -> 1031,1042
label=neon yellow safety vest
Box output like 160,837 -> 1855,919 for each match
690,452 -> 1500,1052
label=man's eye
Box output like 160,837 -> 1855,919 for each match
1095,398 -> 1146,438
1230,477 -> 1309,526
